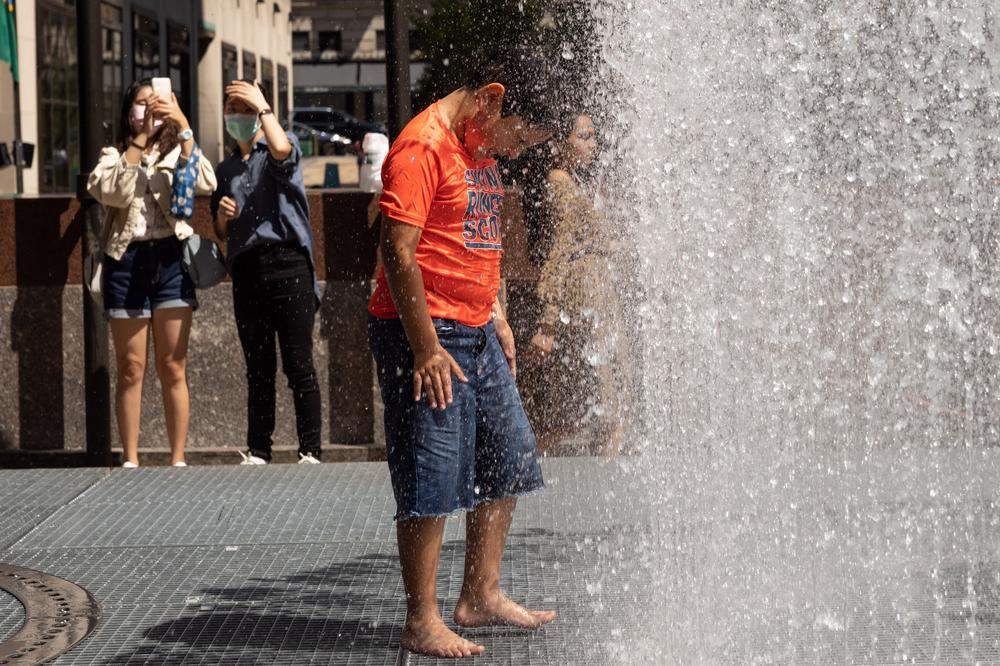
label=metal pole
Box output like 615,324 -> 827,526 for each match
12,79 -> 22,194
383,0 -> 411,140
77,0 -> 111,467
11,2 -> 22,194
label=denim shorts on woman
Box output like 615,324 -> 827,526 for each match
368,316 -> 545,521
103,237 -> 197,319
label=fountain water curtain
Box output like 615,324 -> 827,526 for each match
583,2 -> 1000,663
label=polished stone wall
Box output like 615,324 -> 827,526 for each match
0,192 -> 381,455
0,189 -> 544,458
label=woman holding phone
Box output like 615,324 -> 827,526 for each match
87,78 -> 217,468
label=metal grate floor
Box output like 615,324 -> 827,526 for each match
4,455 -> 1000,664
0,589 -> 22,644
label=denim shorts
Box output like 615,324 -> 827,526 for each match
103,237 -> 197,319
368,316 -> 545,521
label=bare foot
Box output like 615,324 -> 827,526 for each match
454,591 -> 557,629
400,615 -> 485,658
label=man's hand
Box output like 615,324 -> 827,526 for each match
494,314 -> 518,379
414,345 -> 468,410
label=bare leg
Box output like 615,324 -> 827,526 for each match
110,318 -> 150,466
397,518 -> 485,658
151,307 -> 192,465
454,498 -> 557,628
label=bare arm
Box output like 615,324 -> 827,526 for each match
213,212 -> 229,241
380,218 -> 467,408
259,112 -> 292,161
535,170 -> 582,327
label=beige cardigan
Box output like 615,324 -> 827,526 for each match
86,144 -> 218,260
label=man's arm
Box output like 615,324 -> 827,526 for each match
380,218 -> 468,409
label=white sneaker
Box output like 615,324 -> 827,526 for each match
297,452 -> 321,465
238,451 -> 268,465
122,461 -> 138,469
172,462 -> 188,468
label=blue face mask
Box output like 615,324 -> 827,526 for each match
224,114 -> 261,143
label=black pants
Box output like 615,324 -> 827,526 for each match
232,244 -> 321,460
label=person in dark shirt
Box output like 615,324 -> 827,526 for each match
211,79 -> 322,466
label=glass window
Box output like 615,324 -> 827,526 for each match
277,65 -> 289,126
100,2 -> 123,148
222,43 -> 239,153
376,29 -> 386,52
242,50 -> 256,81
222,42 -> 238,89
318,30 -> 342,52
168,22 -> 191,121
133,11 -> 160,82
371,90 -> 388,125
36,0 -> 80,193
292,31 -> 310,52
260,58 -> 274,107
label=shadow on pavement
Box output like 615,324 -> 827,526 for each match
96,530 -> 581,664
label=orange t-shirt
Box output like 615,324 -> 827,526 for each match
368,103 -> 505,327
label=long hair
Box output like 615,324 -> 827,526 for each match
117,79 -> 180,157
518,112 -> 588,266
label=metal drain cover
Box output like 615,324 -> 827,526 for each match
0,564 -> 101,665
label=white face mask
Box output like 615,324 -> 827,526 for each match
130,104 -> 164,137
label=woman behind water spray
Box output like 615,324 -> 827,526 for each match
520,112 -> 629,456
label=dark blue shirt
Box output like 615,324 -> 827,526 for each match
211,133 -> 320,299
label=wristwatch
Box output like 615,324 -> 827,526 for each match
258,108 -> 274,119
178,128 -> 194,141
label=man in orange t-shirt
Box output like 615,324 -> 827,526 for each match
367,66 -> 555,658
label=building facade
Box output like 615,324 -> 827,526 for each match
290,0 -> 430,124
0,0 -> 293,195
199,0 -> 293,164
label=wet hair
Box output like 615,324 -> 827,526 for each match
119,79 -> 179,157
462,48 -> 552,128
463,61 -> 509,92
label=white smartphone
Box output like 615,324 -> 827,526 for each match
151,77 -> 172,100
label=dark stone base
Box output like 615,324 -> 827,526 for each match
0,282 -> 378,455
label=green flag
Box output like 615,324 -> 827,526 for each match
0,0 -> 17,83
